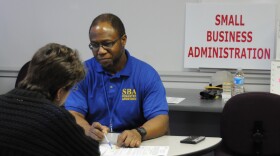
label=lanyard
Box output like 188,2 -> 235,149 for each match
101,74 -> 124,132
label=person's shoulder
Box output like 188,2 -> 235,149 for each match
130,55 -> 157,72
83,57 -> 99,75
39,104 -> 81,132
128,55 -> 162,85
51,106 -> 74,119
131,57 -> 160,79
84,57 -> 95,68
34,104 -> 100,155
39,103 -> 74,121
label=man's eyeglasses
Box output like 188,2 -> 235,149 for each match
89,36 -> 122,51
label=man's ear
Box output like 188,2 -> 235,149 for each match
121,34 -> 127,47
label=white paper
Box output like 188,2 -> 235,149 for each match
270,60 -> 280,95
100,144 -> 169,156
166,97 -> 185,104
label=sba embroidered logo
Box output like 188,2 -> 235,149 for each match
122,88 -> 137,100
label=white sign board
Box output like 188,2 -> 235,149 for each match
184,3 -> 276,70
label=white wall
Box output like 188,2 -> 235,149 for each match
0,71 -> 17,94
1,0 -> 279,71
0,0 -> 276,94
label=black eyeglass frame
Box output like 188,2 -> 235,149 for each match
88,35 -> 123,51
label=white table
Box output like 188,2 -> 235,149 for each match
142,135 -> 222,156
101,133 -> 221,156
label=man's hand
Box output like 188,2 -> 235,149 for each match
117,129 -> 142,147
87,122 -> 110,141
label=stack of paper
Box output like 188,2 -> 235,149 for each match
166,97 -> 185,104
100,144 -> 169,156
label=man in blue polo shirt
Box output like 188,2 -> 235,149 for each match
65,13 -> 169,148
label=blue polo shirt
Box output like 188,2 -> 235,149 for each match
65,50 -> 168,132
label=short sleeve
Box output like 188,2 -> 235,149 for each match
64,79 -> 88,116
142,71 -> 169,120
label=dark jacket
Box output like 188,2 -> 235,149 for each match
0,88 -> 100,156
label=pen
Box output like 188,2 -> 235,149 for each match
103,133 -> 113,149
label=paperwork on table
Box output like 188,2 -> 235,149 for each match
166,97 -> 185,104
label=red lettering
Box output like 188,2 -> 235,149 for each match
241,32 -> 247,42
224,47 -> 229,58
187,47 -> 270,59
206,31 -> 253,43
194,47 -> 200,57
235,48 -> 240,58
201,47 -> 207,57
247,31 -> 252,42
221,15 -> 228,25
215,14 -> 245,26
265,48 -> 270,59
235,31 -> 241,42
219,31 -> 224,42
240,15 -> 245,26
252,48 -> 257,59
228,15 -> 234,25
215,14 -> 221,25
207,31 -> 212,41
241,48 -> 246,58
213,47 -> 219,58
257,49 -> 263,59
188,47 -> 194,57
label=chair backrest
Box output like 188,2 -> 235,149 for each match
15,61 -> 30,88
220,92 -> 280,155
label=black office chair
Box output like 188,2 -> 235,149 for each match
15,61 -> 30,88
215,92 -> 280,156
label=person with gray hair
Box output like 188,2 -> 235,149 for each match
0,43 -> 100,156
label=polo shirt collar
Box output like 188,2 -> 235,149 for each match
95,50 -> 132,78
